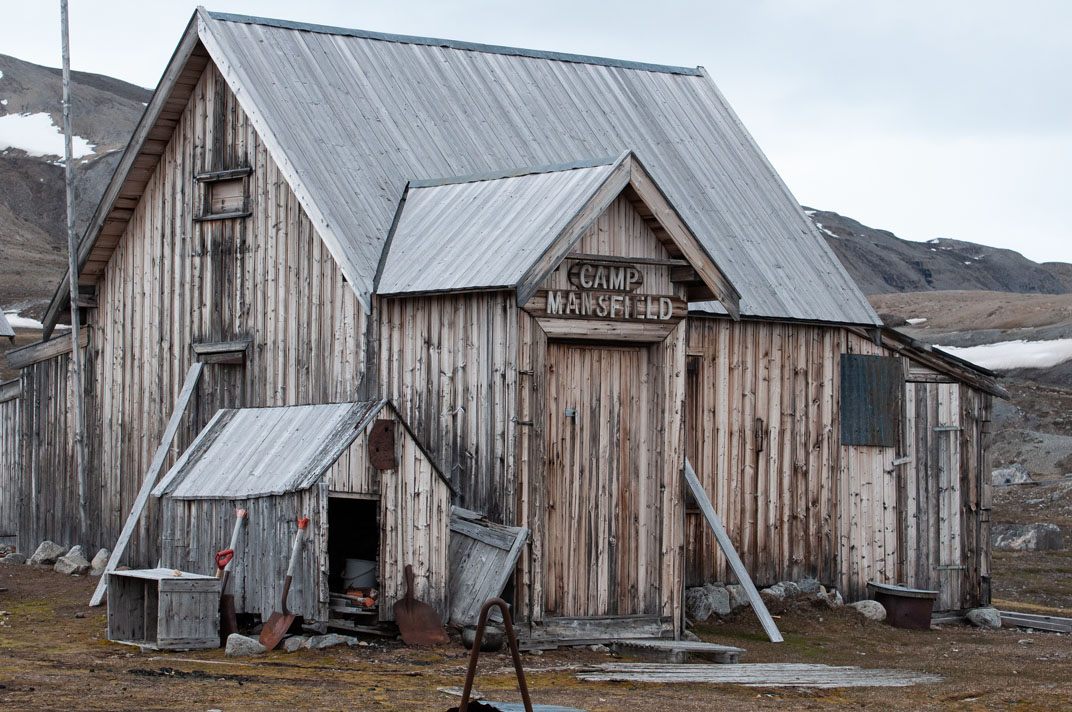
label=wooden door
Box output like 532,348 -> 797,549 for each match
902,382 -> 964,610
543,343 -> 661,618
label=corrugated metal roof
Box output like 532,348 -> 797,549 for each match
153,401 -> 383,499
377,159 -> 620,295
0,311 -> 14,338
197,10 -> 880,326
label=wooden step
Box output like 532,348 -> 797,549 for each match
611,639 -> 745,664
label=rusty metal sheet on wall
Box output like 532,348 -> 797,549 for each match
368,419 -> 397,470
840,354 -> 903,447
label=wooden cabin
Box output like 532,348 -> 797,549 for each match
0,9 -> 1003,642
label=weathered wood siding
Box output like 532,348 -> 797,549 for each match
0,382 -> 20,541
377,425 -> 452,621
79,63 -> 366,564
685,317 -> 992,607
375,292 -> 519,524
901,381 -> 992,610
160,485 -> 329,622
15,347 -> 98,553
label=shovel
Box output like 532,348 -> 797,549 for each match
393,564 -> 449,646
217,508 -> 247,646
259,516 -> 309,650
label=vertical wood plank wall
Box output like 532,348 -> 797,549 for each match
160,487 -> 328,622
376,293 -> 519,525
377,423 -> 452,621
39,63 -> 368,564
14,347 -> 97,554
685,318 -> 991,605
0,385 -> 20,540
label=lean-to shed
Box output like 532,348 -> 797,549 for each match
152,401 -> 452,624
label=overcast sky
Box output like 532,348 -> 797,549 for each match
4,0 -> 1070,264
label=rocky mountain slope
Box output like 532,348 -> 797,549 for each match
811,208 -> 1072,296
0,54 -> 150,309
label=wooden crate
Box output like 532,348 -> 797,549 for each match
107,568 -> 220,649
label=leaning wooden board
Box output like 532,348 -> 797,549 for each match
684,459 -> 783,643
90,362 -> 204,606
448,507 -> 529,626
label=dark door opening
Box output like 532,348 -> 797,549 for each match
327,496 -> 379,593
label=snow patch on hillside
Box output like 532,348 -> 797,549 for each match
940,339 -> 1072,370
0,112 -> 94,158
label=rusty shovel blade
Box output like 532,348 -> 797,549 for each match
393,564 -> 449,646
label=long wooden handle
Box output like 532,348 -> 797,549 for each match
286,523 -> 306,579
223,509 -> 247,574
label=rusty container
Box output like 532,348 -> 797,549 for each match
867,581 -> 939,630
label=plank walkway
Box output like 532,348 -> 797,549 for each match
611,639 -> 745,664
577,663 -> 943,688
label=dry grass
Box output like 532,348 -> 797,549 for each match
1,566 -> 1069,711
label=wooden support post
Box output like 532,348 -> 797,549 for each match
684,458 -> 783,643
60,0 -> 89,545
90,362 -> 204,607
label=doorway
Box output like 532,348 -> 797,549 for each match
543,342 -> 662,618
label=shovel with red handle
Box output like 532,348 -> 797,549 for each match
259,516 -> 309,650
216,508 -> 246,646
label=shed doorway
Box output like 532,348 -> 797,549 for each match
543,342 -> 662,618
327,495 -> 380,621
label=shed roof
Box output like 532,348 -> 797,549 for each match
153,401 -> 383,499
0,311 -> 13,338
46,9 -> 880,331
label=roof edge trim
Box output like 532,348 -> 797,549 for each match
206,10 -> 703,76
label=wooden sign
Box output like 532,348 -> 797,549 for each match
567,261 -> 643,292
527,290 -> 686,322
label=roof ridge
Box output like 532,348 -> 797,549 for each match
407,155 -> 621,189
205,10 -> 703,76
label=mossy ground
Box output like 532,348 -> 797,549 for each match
1,565 -> 1070,711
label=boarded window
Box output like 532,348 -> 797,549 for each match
195,167 -> 251,220
840,354 -> 903,447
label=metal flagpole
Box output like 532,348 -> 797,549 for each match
60,0 -> 89,545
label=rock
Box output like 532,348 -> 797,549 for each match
992,463 -> 1033,486
29,541 -> 67,566
760,583 -> 786,601
682,629 -> 701,642
54,552 -> 91,576
726,584 -> 749,610
797,577 -> 822,595
282,636 -> 308,653
462,624 -> 504,651
74,612 -> 85,619
0,553 -> 26,565
966,607 -> 1002,629
90,549 -> 110,576
831,589 -> 844,606
992,523 -> 1064,551
225,634 -> 266,657
66,545 -> 85,559
779,581 -> 801,598
850,600 -> 886,621
302,633 -> 356,650
685,583 -> 731,622
588,644 -> 609,653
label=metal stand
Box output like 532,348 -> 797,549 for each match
459,598 -> 533,712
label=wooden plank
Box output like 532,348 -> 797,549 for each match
5,331 -> 89,370
577,663 -> 944,687
684,458 -> 783,643
90,362 -> 204,606
447,507 -> 530,626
